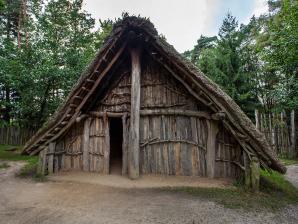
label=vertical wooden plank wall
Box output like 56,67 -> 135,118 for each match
139,115 -> 208,176
41,52 -> 245,179
214,124 -> 243,178
0,126 -> 36,145
88,117 -> 108,172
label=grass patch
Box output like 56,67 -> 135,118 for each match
0,144 -> 42,180
0,144 -> 30,161
280,158 -> 298,166
0,162 -> 10,169
166,169 -> 298,211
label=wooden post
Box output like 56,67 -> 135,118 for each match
37,150 -> 44,175
103,113 -> 110,174
82,117 -> 91,171
122,114 -> 129,175
42,146 -> 48,175
250,156 -> 260,191
206,120 -> 218,178
272,113 -> 276,152
268,113 -> 272,146
243,152 -> 251,188
255,109 -> 260,130
48,142 -> 55,174
280,111 -> 284,155
290,110 -> 296,158
129,48 -> 141,179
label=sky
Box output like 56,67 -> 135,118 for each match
83,0 -> 268,53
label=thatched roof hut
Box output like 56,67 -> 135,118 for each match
23,16 -> 285,183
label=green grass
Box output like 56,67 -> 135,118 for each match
0,144 -> 41,180
0,144 -> 31,161
280,158 -> 298,166
165,169 -> 298,211
0,162 -> 10,169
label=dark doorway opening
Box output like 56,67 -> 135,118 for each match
109,117 -> 123,174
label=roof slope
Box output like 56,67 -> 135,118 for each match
22,16 -> 286,173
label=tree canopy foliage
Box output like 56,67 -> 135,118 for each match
0,0 -> 297,129
185,0 -> 298,117
0,0 -> 113,128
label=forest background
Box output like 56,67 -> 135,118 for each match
0,0 -> 297,156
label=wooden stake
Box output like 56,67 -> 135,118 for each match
250,156 -> 260,192
129,48 -> 141,179
243,151 -> 251,188
122,114 -> 129,175
290,110 -> 296,158
48,142 -> 55,174
37,150 -> 44,175
42,146 -> 48,175
103,113 -> 110,174
206,120 -> 218,178
82,118 -> 91,171
255,109 -> 260,130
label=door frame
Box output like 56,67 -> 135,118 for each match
105,112 -> 129,175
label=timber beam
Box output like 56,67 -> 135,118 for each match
128,47 -> 141,179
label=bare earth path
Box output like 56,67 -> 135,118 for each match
285,165 -> 298,188
0,162 -> 298,224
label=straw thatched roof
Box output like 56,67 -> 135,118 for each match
22,16 -> 286,173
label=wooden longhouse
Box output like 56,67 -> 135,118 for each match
22,17 -> 286,184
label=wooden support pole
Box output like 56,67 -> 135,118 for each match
82,118 -> 91,171
290,110 -> 296,158
250,156 -> 260,192
255,109 -> 260,130
128,48 -> 141,179
47,142 -> 55,174
37,150 -> 44,175
244,152 -> 260,191
243,151 -> 251,188
122,114 -> 129,175
206,120 -> 218,178
42,146 -> 48,175
103,113 -> 110,174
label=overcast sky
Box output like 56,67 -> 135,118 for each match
83,0 -> 268,53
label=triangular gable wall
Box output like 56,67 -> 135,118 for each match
23,17 -> 285,174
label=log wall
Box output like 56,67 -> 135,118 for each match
215,124 -> 243,178
140,115 -> 208,176
62,122 -> 83,170
40,55 -> 244,179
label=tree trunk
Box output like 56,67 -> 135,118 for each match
290,110 -> 296,158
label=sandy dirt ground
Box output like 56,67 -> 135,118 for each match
0,161 -> 298,224
49,171 -> 233,188
285,165 -> 298,188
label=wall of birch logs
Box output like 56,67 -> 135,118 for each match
41,55 -> 244,178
